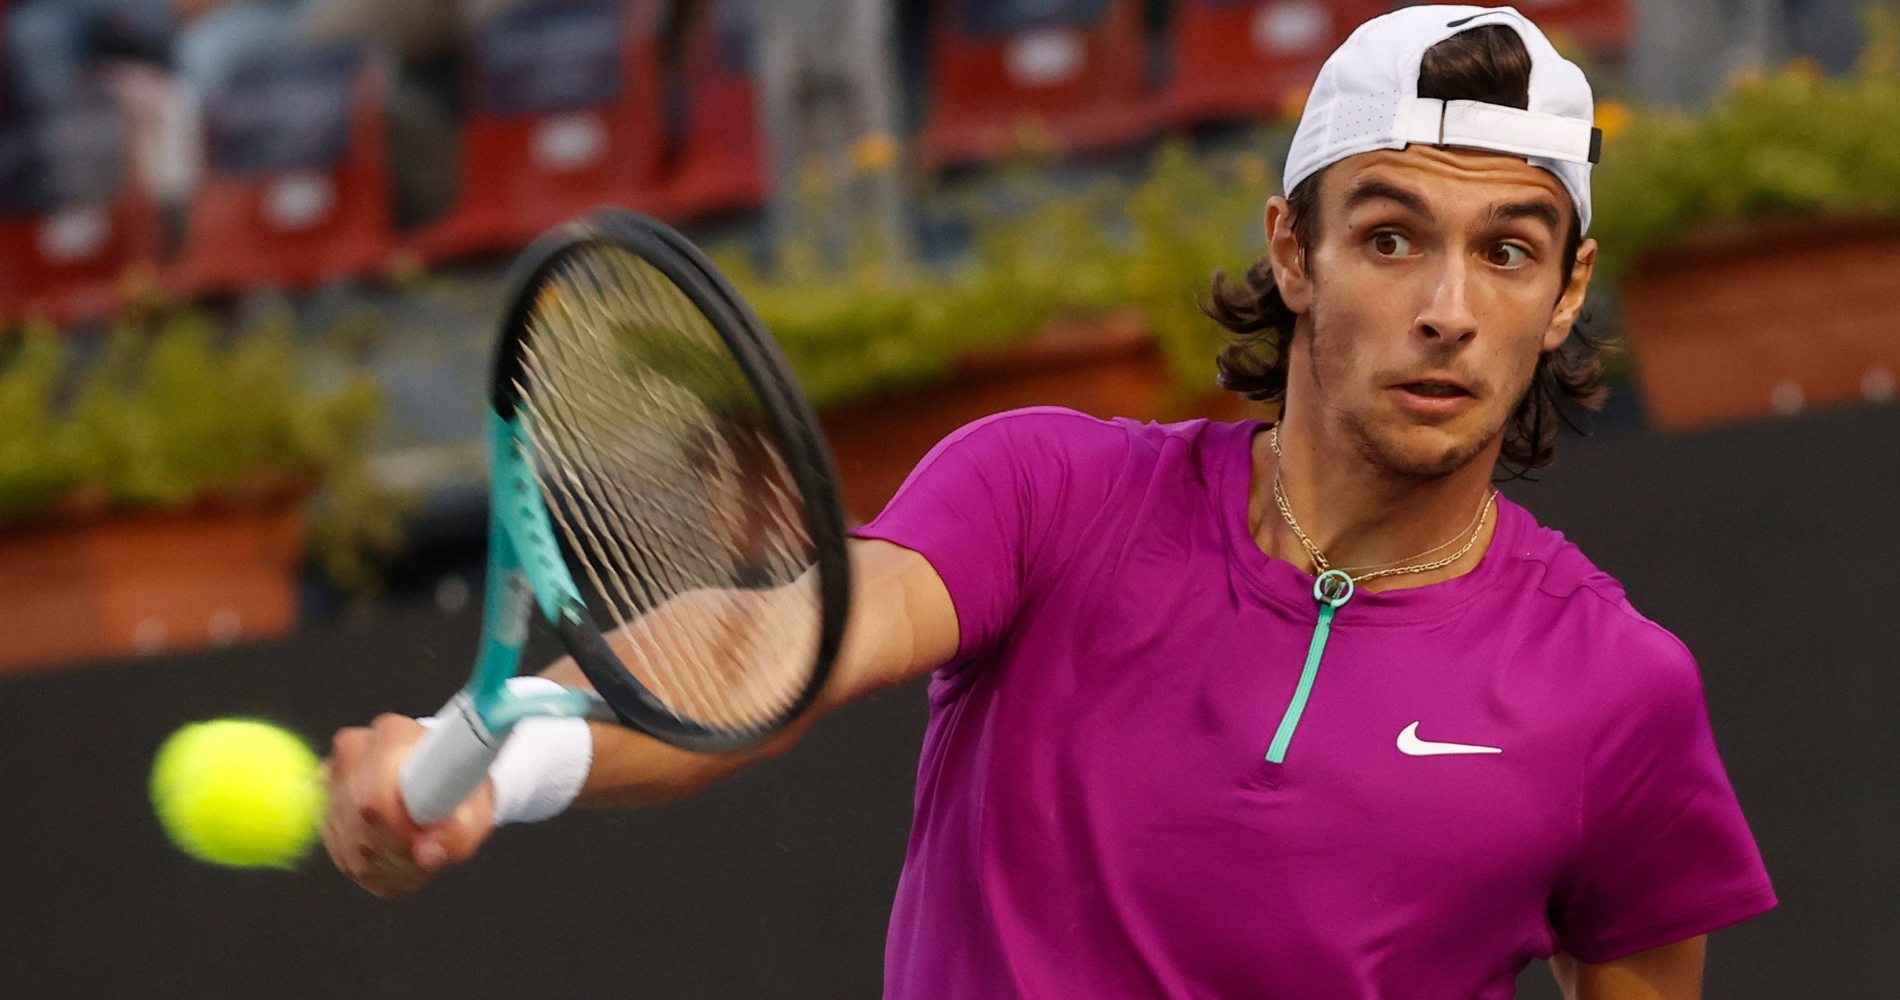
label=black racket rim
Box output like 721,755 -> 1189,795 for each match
492,207 -> 851,753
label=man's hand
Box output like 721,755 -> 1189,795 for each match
318,538 -> 956,896
321,714 -> 497,898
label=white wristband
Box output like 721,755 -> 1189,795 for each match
416,676 -> 593,826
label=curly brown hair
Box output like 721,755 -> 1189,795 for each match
1204,24 -> 1613,475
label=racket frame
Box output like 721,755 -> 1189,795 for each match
403,210 -> 851,824
484,209 -> 850,750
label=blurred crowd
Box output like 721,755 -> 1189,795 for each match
0,0 -> 1877,324
0,0 -> 729,236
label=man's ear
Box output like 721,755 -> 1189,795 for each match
1544,236 -> 1597,352
1265,196 -> 1313,314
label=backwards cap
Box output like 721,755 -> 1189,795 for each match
1283,5 -> 1600,233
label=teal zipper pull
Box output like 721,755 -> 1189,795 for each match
1265,569 -> 1355,764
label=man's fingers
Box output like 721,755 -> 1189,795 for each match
348,729 -> 423,836
323,716 -> 500,898
414,839 -> 450,872
413,784 -> 496,873
320,718 -> 443,897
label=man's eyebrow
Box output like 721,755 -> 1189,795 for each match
1341,179 -> 1434,221
1489,200 -> 1563,237
1343,179 -> 1566,237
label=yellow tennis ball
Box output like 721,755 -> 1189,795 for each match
150,719 -> 326,869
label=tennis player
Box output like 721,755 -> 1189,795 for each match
324,6 -> 1776,997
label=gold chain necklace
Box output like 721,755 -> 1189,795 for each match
1330,484 -> 1491,576
1268,424 -> 1496,584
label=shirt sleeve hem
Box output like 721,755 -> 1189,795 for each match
1564,879 -> 1779,964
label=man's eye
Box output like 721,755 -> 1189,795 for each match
1372,232 -> 1412,257
1489,243 -> 1532,268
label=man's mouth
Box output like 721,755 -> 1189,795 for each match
1400,380 -> 1472,398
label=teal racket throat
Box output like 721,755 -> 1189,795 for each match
465,411 -> 600,735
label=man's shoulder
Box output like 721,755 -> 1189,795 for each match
1503,502 -> 1701,692
944,407 -> 1244,470
1504,501 -> 1631,608
944,406 -> 1130,446
954,406 -> 1235,442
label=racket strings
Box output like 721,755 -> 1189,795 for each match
514,248 -> 821,733
575,257 -> 819,719
522,343 -> 793,733
515,375 -> 728,719
605,253 -> 818,596
519,348 -> 775,729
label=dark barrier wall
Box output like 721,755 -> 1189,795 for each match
2,405 -> 1895,999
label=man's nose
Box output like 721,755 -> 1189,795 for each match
1416,257 -> 1479,344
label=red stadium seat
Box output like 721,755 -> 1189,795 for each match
645,0 -> 767,220
918,0 -> 1158,168
1160,1 -> 1388,128
407,0 -> 668,263
0,102 -> 162,326
168,44 -> 397,295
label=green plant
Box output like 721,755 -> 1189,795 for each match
0,312 -> 401,592
0,329 -> 69,521
716,169 -> 1121,409
718,139 -> 1269,413
1591,6 -> 1900,282
1123,144 -> 1273,408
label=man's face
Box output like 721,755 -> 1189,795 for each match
1267,145 -> 1595,479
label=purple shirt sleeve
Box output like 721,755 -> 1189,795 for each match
1552,623 -> 1778,963
850,407 -> 1130,663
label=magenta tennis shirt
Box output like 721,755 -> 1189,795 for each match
852,408 -> 1775,1000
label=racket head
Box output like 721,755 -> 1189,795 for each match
490,209 -> 850,752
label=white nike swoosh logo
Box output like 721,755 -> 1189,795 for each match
1397,721 -> 1503,756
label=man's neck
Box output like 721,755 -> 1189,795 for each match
1248,417 -> 1502,594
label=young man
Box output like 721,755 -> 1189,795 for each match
323,7 -> 1776,997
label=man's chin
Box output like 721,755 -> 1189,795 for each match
1361,422 -> 1498,481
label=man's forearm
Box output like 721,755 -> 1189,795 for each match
537,658 -> 812,808
532,538 -> 956,809
1548,937 -> 1707,1000
531,573 -> 829,806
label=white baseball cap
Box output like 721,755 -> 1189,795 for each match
1283,4 -> 1601,233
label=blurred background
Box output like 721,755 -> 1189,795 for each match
0,0 -> 1895,996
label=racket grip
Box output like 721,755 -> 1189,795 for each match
399,692 -> 504,825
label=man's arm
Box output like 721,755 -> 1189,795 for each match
322,538 -> 957,897
557,538 -> 959,805
1548,936 -> 1707,1000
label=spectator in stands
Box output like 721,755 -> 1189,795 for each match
662,0 -> 707,151
5,0 -> 174,112
131,1 -> 300,241
294,0 -> 531,229
2,1 -> 177,221
170,0 -> 300,98
7,2 -> 100,113
299,0 -> 527,74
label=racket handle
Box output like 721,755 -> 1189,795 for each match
399,692 -> 504,825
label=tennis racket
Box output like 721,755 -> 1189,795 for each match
399,209 -> 851,824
